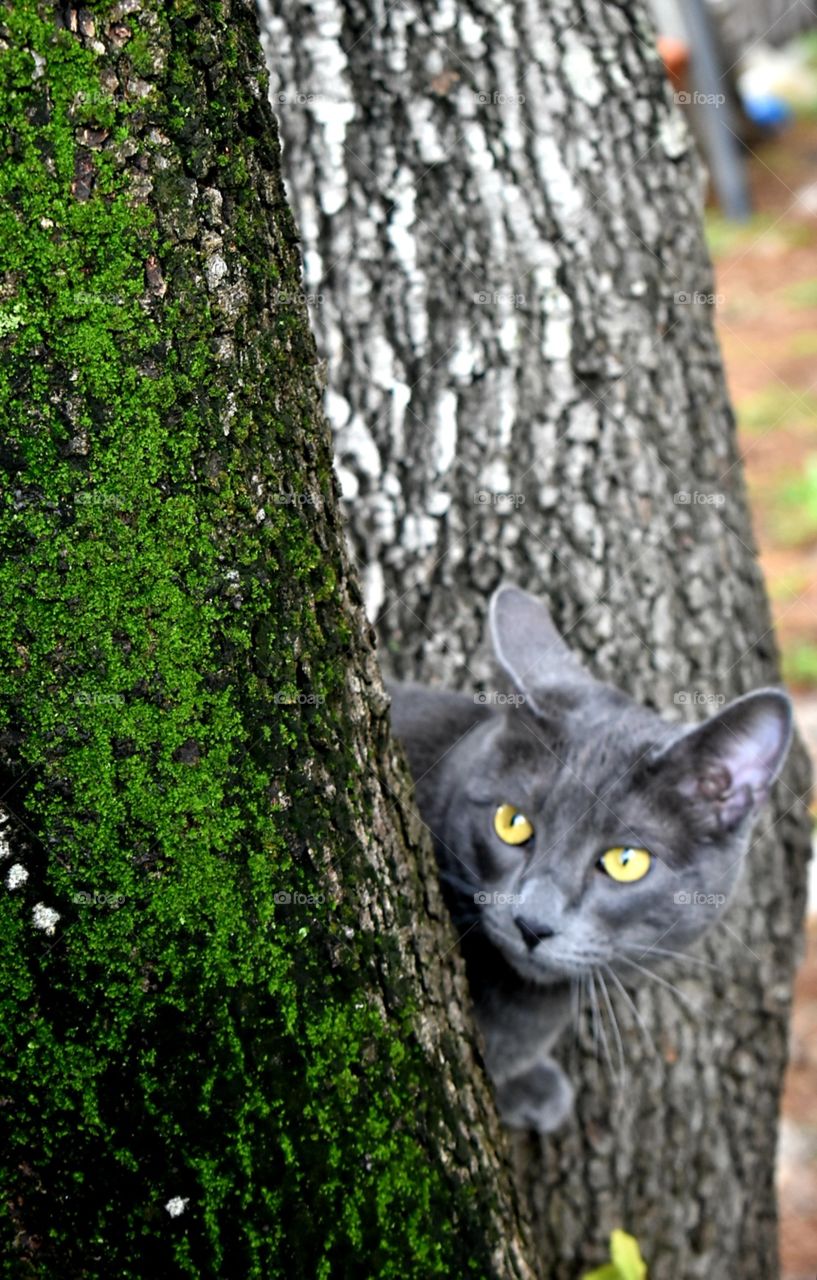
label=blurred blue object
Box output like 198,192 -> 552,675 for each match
742,94 -> 795,129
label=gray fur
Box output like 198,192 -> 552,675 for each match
388,586 -> 793,1132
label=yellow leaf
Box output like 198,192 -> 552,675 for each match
610,1229 -> 647,1280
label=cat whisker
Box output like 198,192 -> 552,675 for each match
602,963 -> 660,1062
574,975 -> 587,1068
617,956 -> 705,1019
596,968 -> 625,1087
588,968 -> 615,1080
621,943 -> 719,972
586,969 -> 599,1057
568,977 -> 582,1076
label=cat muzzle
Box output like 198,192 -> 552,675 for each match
514,916 -> 556,951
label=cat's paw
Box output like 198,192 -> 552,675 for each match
494,1059 -> 574,1133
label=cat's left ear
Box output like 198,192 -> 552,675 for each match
489,585 -> 586,710
655,689 -> 793,830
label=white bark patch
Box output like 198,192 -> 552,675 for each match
459,11 -> 485,51
7,864 -> 28,890
449,327 -> 482,382
325,389 -> 351,430
367,335 -> 395,391
339,415 -> 381,479
205,255 -> 228,290
222,390 -> 237,437
165,1197 -> 189,1218
494,4 -> 519,50
462,121 -> 494,174
533,136 -> 583,220
32,903 -> 60,935
541,289 -> 573,361
482,459 -> 511,495
561,35 -> 605,107
435,390 -> 458,473
427,491 -> 451,516
570,501 -> 603,556
660,111 -> 690,160
391,380 -> 411,451
363,561 -> 385,621
311,97 -> 356,216
296,0 -> 354,217
496,369 -> 516,449
411,101 -> 449,164
498,313 -> 518,356
386,168 -> 418,273
335,465 -> 359,500
402,514 -> 439,553
406,280 -> 429,354
303,247 -> 324,289
566,402 -> 600,443
429,0 -> 456,33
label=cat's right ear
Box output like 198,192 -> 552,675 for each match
652,688 -> 792,831
489,586 -> 583,710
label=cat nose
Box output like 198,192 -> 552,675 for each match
514,916 -> 556,950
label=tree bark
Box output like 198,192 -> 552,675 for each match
0,3 -> 536,1276
260,1 -> 813,1275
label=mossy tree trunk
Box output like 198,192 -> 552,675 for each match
0,4 -> 537,1276
261,1 -> 813,1276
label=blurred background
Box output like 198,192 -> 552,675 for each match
654,10 -> 817,1276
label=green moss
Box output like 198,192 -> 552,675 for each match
0,4 -> 501,1277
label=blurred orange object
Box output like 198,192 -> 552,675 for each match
657,35 -> 690,91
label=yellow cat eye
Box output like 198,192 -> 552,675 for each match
598,846 -> 652,883
494,804 -> 534,846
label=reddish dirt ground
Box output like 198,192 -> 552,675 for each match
715,122 -> 817,672
710,118 -> 817,1280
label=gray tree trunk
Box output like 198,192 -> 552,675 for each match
260,1 -> 813,1275
0,4 -> 536,1275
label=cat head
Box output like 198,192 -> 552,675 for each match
439,586 -> 792,986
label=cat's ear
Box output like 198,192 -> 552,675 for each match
489,586 -> 585,709
655,689 -> 793,830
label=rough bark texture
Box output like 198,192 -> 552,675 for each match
260,1 -> 813,1275
0,3 -> 538,1276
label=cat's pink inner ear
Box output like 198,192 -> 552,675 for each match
663,690 -> 792,832
720,702 -> 790,795
686,690 -> 792,812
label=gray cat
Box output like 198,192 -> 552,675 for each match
388,586 -> 793,1133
